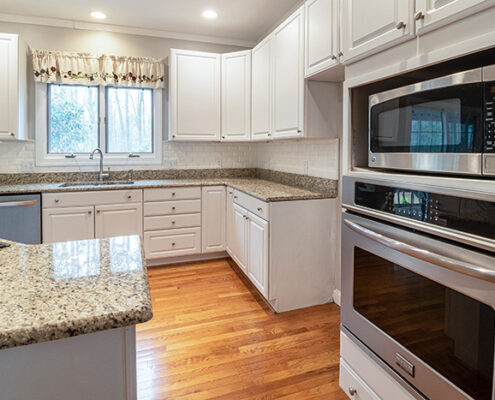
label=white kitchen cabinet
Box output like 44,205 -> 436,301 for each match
251,36 -> 273,141
0,33 -> 27,141
415,0 -> 495,35
272,5 -> 305,139
144,227 -> 201,259
231,203 -> 248,273
221,51 -> 251,141
169,49 -> 221,141
246,212 -> 269,298
304,0 -> 341,78
201,186 -> 226,253
225,188 -> 235,256
95,203 -> 143,239
42,206 -> 95,243
342,0 -> 414,63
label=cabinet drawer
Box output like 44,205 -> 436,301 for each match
340,358 -> 380,400
144,199 -> 201,216
43,190 -> 142,208
144,213 -> 201,231
144,187 -> 201,202
233,190 -> 269,220
144,227 -> 201,259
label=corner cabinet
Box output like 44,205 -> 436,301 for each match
169,49 -> 221,141
201,186 -> 226,253
342,0 -> 414,63
0,33 -> 27,141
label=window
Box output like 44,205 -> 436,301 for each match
36,83 -> 161,166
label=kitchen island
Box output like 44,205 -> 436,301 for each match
0,235 -> 152,400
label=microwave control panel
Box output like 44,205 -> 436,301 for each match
354,182 -> 495,240
485,84 -> 495,153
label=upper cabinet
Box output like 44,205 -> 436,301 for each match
415,0 -> 495,35
342,0 -> 414,63
221,50 -> 251,142
304,0 -> 341,78
0,33 -> 27,141
169,49 -> 221,141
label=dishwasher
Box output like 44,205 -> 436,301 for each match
0,194 -> 41,244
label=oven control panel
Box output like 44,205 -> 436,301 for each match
355,182 -> 495,240
485,84 -> 495,153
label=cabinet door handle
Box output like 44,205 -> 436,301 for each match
396,21 -> 406,29
414,10 -> 424,20
171,242 -> 176,246
257,207 -> 263,212
172,192 -> 176,196
338,51 -> 344,57
234,196 -> 238,199
96,209 -> 100,214
331,55 -> 337,60
9,132 -> 15,137
88,210 -> 92,214
127,195 -> 132,199
0,200 -> 37,208
172,206 -> 176,210
171,221 -> 176,224
348,387 -> 357,396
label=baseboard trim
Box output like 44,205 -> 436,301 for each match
333,289 -> 341,307
146,252 -> 229,267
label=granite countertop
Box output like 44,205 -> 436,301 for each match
0,235 -> 152,350
0,178 -> 336,202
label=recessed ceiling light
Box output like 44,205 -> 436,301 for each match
202,9 -> 218,19
90,11 -> 107,20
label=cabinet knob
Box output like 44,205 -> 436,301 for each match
338,51 -> 343,57
127,195 -> 131,199
171,242 -> 176,246
171,220 -> 176,224
172,206 -> 176,210
9,132 -> 14,137
222,136 -> 226,139
172,135 -> 176,138
88,210 -> 92,214
257,207 -> 263,212
414,10 -> 424,20
234,196 -> 238,199
348,387 -> 357,396
396,21 -> 406,29
297,129 -> 302,133
97,209 -> 100,214
267,133 -> 272,136
54,199 -> 59,203
172,192 -> 176,196
331,55 -> 337,60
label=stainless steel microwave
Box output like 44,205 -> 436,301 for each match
369,65 -> 495,176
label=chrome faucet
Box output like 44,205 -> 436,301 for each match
89,148 -> 110,182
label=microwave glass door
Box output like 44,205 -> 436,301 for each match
353,247 -> 495,400
370,83 -> 484,153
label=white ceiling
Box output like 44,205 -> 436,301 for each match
0,0 -> 302,46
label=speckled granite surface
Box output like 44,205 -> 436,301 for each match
0,235 -> 152,350
0,169 -> 337,201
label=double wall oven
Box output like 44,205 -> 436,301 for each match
342,176 -> 495,400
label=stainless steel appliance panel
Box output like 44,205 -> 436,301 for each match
0,194 -> 41,244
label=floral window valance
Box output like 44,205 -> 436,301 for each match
32,49 -> 165,89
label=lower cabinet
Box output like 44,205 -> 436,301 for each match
201,186 -> 226,253
231,203 -> 249,273
144,227 -> 201,259
42,206 -> 95,243
95,203 -> 143,239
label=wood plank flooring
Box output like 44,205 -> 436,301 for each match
136,258 -> 347,400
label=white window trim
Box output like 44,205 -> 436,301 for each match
35,83 -> 162,167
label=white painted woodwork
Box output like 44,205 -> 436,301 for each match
144,199 -> 201,216
144,227 -> 201,259
415,0 -> 495,35
0,33 -> 27,141
0,327 -> 136,400
221,50 -> 251,141
231,203 -> 249,273
342,0 -> 414,63
143,187 -> 200,202
144,213 -> 201,231
246,211 -> 269,298
42,206 -> 95,243
304,0 -> 340,78
272,5 -> 305,139
251,35 -> 273,141
340,358 -> 381,400
94,203 -> 143,239
201,186 -> 226,253
43,190 -> 142,208
225,187 -> 235,256
233,189 -> 269,220
169,49 -> 221,141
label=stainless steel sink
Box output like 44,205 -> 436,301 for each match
58,181 -> 134,188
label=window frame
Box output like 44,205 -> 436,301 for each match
35,83 -> 162,167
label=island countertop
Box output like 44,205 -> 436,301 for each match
0,235 -> 152,350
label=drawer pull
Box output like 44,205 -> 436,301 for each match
172,192 -> 176,196
127,195 -> 132,199
171,242 -> 176,246
234,196 -> 238,199
171,221 -> 176,224
257,207 -> 263,212
88,210 -> 92,214
172,206 -> 176,211
348,387 -> 357,396
54,199 -> 59,203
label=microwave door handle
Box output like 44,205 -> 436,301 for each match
0,200 -> 37,207
344,219 -> 495,284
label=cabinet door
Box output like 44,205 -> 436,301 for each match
232,203 -> 248,273
251,36 -> 272,141
42,206 -> 94,243
94,203 -> 143,239
0,34 -> 18,140
225,188 -> 235,256
247,212 -> 269,298
342,0 -> 413,63
272,6 -> 305,139
221,51 -> 251,141
305,0 -> 340,77
201,186 -> 226,253
170,49 -> 221,141
415,0 -> 495,35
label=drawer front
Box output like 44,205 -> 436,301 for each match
233,190 -> 269,220
144,199 -> 201,216
144,187 -> 201,202
340,358 -> 380,400
43,190 -> 142,208
144,227 -> 201,259
144,213 -> 201,231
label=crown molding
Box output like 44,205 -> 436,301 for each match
0,12 -> 255,48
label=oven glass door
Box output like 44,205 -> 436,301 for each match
370,83 -> 483,154
342,213 -> 495,400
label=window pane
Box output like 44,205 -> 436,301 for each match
106,87 -> 153,153
48,84 -> 99,153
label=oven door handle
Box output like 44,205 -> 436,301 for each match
344,219 -> 495,283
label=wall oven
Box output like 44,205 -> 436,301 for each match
342,176 -> 495,400
368,65 -> 495,176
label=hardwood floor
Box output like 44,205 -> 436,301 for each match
136,258 -> 347,400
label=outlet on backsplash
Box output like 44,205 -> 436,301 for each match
304,160 -> 308,175
216,160 -> 222,168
